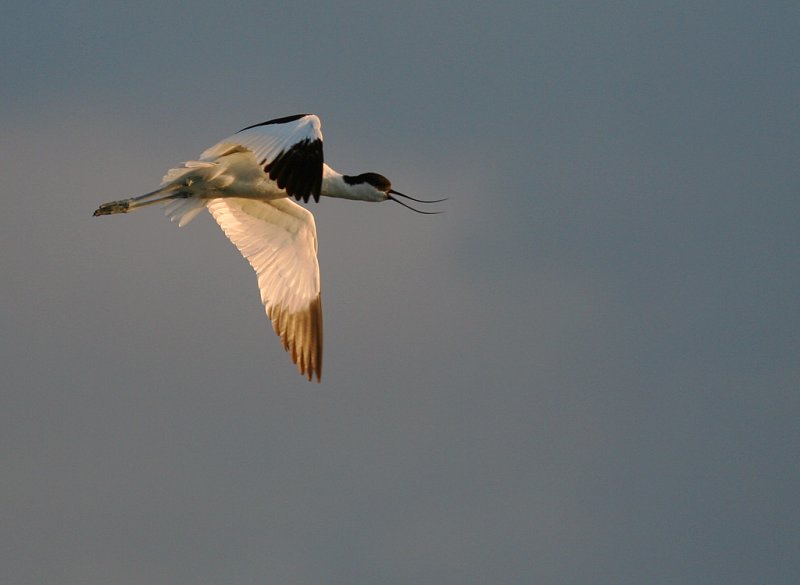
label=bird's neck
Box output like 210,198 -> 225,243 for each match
321,165 -> 384,201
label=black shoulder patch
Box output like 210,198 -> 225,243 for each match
238,114 -> 311,133
264,138 -> 324,203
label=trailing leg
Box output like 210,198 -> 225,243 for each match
93,184 -> 183,216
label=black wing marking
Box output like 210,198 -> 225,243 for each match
263,138 -> 324,203
203,114 -> 324,203
238,113 -> 311,133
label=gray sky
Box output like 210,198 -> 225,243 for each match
2,2 -> 798,584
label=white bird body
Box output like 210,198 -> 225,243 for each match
94,113 -> 442,381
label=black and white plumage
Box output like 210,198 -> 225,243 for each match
94,114 -> 443,381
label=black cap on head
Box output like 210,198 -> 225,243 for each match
343,172 -> 392,192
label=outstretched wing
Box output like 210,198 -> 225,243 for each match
201,113 -> 324,204
207,197 -> 323,382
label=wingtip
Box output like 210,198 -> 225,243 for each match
269,295 -> 323,383
304,368 -> 322,383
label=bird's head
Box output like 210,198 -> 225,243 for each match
343,172 -> 445,213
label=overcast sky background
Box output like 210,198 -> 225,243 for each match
2,2 -> 798,584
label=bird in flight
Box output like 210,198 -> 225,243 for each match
94,114 -> 443,382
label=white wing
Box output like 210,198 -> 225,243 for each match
207,196 -> 323,382
201,114 -> 324,203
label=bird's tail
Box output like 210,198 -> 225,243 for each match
157,161 -> 219,226
161,195 -> 208,226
